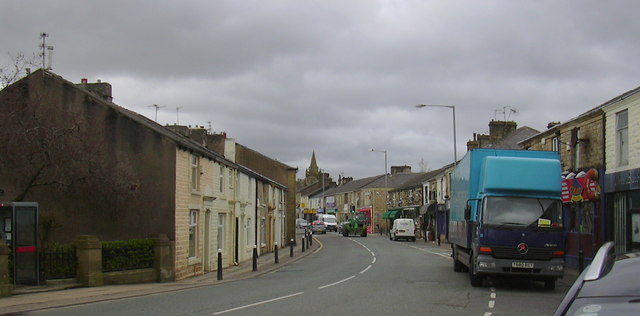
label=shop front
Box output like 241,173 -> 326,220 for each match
561,169 -> 603,269
604,167 -> 640,254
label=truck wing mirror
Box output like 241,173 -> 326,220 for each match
464,205 -> 471,221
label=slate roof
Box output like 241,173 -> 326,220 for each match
519,85 -> 640,145
25,70 -> 290,188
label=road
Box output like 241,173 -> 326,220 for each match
32,233 -> 570,316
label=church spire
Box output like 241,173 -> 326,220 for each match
310,151 -> 318,172
305,151 -> 320,182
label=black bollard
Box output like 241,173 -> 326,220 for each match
578,249 -> 584,273
302,236 -> 306,252
309,231 -> 313,246
252,245 -> 258,271
274,242 -> 279,264
217,249 -> 223,280
290,238 -> 294,257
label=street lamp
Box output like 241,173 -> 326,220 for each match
415,104 -> 458,165
369,148 -> 388,209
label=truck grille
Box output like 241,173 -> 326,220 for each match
490,246 -> 554,260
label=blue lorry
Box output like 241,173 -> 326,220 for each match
449,149 -> 565,289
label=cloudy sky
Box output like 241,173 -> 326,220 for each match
2,1 -> 639,181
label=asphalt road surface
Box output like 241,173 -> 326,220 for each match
32,233 -> 571,316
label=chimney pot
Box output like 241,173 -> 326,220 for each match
81,78 -> 88,84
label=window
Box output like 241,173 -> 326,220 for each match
569,203 -> 593,233
229,169 -> 234,189
617,110 -> 629,166
219,165 -> 224,193
572,129 -> 581,169
552,136 -> 560,152
189,210 -> 198,258
191,155 -> 199,190
217,213 -> 226,253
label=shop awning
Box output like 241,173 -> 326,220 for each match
382,210 -> 399,219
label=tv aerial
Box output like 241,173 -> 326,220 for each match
148,104 -> 166,122
495,106 -> 518,121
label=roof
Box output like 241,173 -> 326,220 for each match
17,70 -> 289,189
519,85 -> 640,145
487,126 -> 540,149
322,175 -> 385,196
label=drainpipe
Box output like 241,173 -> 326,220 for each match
600,111 -> 606,247
255,179 -> 259,253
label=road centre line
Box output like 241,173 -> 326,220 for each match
318,275 -> 356,289
212,292 -> 304,315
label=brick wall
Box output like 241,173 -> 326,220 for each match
521,112 -> 604,172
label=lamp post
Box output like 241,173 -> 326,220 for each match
415,104 -> 457,165
370,149 -> 388,228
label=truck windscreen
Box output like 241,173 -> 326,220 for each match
482,196 -> 562,229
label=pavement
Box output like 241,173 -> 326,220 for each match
0,234 -> 580,315
0,235 -> 322,315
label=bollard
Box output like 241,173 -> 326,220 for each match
290,238 -> 294,257
217,249 -> 223,280
302,236 -> 306,252
309,231 -> 313,246
252,245 -> 258,271
275,242 -> 279,264
578,249 -> 584,273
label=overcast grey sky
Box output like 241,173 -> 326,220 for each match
2,1 -> 639,180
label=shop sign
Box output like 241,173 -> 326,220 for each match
561,169 -> 601,203
326,196 -> 336,208
604,168 -> 640,193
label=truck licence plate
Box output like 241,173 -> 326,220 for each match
512,262 -> 534,268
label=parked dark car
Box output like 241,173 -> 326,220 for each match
554,241 -> 640,316
310,220 -> 327,234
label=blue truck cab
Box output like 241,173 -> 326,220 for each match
449,149 -> 564,289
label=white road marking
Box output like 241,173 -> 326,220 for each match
371,256 -> 377,264
360,265 -> 372,274
483,313 -> 492,316
318,275 -> 356,289
212,292 -> 304,315
408,245 -> 451,259
490,293 -> 496,299
488,300 -> 495,308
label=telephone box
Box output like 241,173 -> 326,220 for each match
0,202 -> 40,285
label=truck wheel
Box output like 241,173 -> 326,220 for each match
469,255 -> 483,287
544,279 -> 556,290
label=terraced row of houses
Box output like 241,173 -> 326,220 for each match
0,69 -> 297,282
299,85 -> 640,268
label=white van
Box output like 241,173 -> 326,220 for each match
317,214 -> 337,232
390,218 -> 416,241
